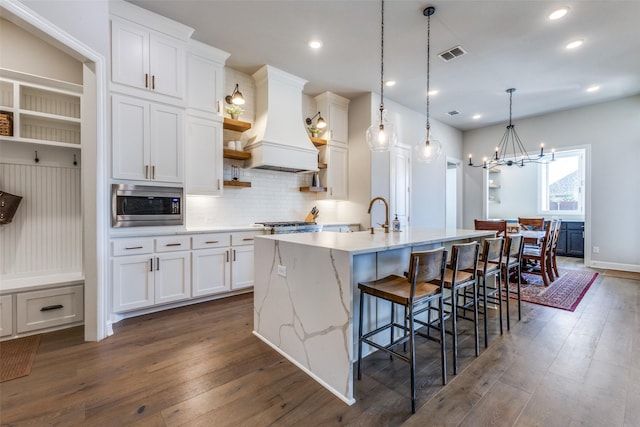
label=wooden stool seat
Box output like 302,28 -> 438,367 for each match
358,276 -> 440,305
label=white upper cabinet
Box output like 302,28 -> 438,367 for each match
186,40 -> 229,116
321,144 -> 348,200
111,18 -> 185,99
315,92 -> 350,145
186,115 -> 223,195
112,94 -> 184,183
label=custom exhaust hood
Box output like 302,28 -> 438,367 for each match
243,65 -> 319,173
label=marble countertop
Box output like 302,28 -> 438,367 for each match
256,227 -> 495,255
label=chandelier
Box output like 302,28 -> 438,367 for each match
414,6 -> 442,164
468,88 -> 554,169
366,0 -> 397,152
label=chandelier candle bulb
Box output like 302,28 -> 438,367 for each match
540,143 -> 544,157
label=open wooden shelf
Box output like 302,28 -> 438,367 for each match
310,137 -> 327,147
318,162 -> 327,169
224,180 -> 251,188
223,117 -> 252,132
299,186 -> 327,192
223,148 -> 251,160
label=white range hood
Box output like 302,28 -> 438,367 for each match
244,65 -> 318,173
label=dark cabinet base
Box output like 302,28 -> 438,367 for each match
556,221 -> 584,258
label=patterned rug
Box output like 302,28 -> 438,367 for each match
0,334 -> 41,382
508,269 -> 598,312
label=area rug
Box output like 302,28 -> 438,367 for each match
603,269 -> 640,281
508,269 -> 598,312
0,334 -> 41,382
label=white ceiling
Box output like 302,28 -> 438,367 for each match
128,0 -> 640,131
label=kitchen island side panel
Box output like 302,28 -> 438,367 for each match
253,238 -> 355,403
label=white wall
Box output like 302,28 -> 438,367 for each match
463,95 -> 640,271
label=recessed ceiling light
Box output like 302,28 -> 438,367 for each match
385,80 -> 396,87
428,89 -> 439,96
308,40 -> 323,49
586,85 -> 600,92
549,7 -> 569,20
472,114 -> 482,120
566,39 -> 584,49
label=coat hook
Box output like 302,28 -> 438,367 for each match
34,150 -> 40,163
73,154 -> 78,166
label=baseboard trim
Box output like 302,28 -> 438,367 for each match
588,260 -> 640,273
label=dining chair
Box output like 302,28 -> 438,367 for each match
548,219 -> 562,280
502,234 -> 524,327
521,220 -> 554,286
357,247 -> 448,413
474,219 -> 507,238
518,217 -> 545,231
441,241 -> 480,375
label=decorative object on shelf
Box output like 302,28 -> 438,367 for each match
468,88 -> 555,169
0,111 -> 13,136
414,6 -> 442,164
225,83 -> 245,106
392,214 -> 401,231
366,0 -> 397,152
73,154 -> 78,166
232,165 -> 239,181
225,104 -> 243,120
305,112 -> 326,137
34,151 -> 39,163
0,191 -> 23,225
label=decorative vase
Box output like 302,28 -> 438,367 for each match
230,114 -> 238,120
311,132 -> 318,138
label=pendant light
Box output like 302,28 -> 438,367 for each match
414,6 -> 442,164
468,88 -> 554,169
366,0 -> 397,152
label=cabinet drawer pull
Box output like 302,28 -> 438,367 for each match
125,246 -> 144,250
145,165 -> 149,179
226,250 -> 229,262
145,73 -> 149,88
204,240 -> 219,244
165,243 -> 182,247
150,258 -> 153,272
233,249 -> 236,262
242,238 -> 254,241
152,165 -> 156,180
152,75 -> 155,90
40,304 -> 63,312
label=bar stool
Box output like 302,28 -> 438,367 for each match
357,247 -> 447,413
442,241 -> 480,374
465,237 -> 504,348
502,234 -> 524,326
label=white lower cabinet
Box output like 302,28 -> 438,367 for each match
231,243 -> 254,290
112,236 -> 191,312
16,286 -> 84,333
0,295 -> 14,337
192,233 -> 231,297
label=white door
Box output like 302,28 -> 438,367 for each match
112,255 -> 154,312
231,245 -> 254,290
112,95 -> 149,181
187,52 -> 223,114
328,102 -> 349,144
446,160 -> 460,230
391,144 -> 411,228
154,252 -> 191,304
192,248 -> 231,297
150,103 -> 184,183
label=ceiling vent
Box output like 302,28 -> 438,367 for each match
447,110 -> 460,116
438,45 -> 467,62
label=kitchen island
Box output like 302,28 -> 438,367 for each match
252,228 -> 495,405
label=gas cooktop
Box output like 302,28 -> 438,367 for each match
255,221 -> 322,234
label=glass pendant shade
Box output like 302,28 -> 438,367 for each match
366,113 -> 397,152
414,129 -> 442,163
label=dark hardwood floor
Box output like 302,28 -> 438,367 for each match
1,258 -> 638,426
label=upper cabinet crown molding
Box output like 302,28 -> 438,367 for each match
109,0 -> 194,40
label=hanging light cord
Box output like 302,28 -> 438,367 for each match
426,9 -> 431,133
379,0 -> 385,125
508,89 -> 513,128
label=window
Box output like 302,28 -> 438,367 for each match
540,148 -> 585,214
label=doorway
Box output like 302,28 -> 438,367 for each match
446,158 -> 461,229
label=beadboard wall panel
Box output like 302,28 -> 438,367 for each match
0,162 -> 82,279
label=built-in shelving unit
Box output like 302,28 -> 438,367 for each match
222,148 -> 251,160
223,117 -> 251,132
299,186 -> 326,192
224,180 -> 251,188
310,137 -> 327,147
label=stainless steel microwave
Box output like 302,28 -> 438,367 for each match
111,184 -> 183,227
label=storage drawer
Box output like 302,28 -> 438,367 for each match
155,235 -> 191,252
17,285 -> 84,333
231,231 -> 262,246
192,233 -> 230,250
113,238 -> 154,256
566,221 -> 584,230
0,294 -> 13,337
